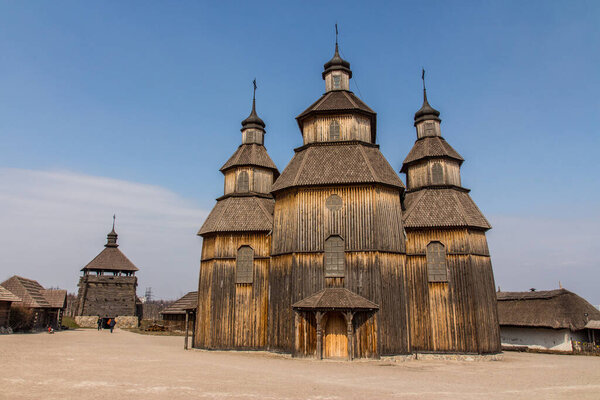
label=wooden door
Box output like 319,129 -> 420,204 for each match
324,312 -> 347,358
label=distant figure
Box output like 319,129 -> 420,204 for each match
109,318 -> 116,333
97,318 -> 102,331
47,326 -> 54,334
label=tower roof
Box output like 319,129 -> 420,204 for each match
414,89 -> 441,124
271,142 -> 404,193
198,195 -> 274,235
322,43 -> 352,79
241,81 -> 265,131
400,136 -> 464,172
220,143 -> 279,174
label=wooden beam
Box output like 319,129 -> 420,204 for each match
344,311 -> 354,361
315,311 -> 324,360
184,311 -> 189,350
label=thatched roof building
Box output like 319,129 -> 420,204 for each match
497,289 -> 600,352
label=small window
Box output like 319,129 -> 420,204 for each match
237,171 -> 249,192
424,122 -> 435,136
333,75 -> 341,89
325,235 -> 344,277
236,246 -> 254,284
326,194 -> 343,211
329,121 -> 340,141
246,130 -> 254,143
427,241 -> 447,282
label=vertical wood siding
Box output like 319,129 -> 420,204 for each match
302,115 -> 372,144
224,167 -> 274,195
406,159 -> 461,190
195,232 -> 270,350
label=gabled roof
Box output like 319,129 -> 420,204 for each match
403,188 -> 491,230
220,143 -> 279,173
160,291 -> 198,315
271,142 -> 404,193
497,289 -> 600,331
0,276 -> 50,308
198,195 -> 274,235
296,91 -> 376,142
0,285 -> 21,302
82,247 -> 139,272
293,288 -> 379,310
41,289 -> 67,309
401,136 -> 464,171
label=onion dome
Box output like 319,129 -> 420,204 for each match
322,43 -> 352,79
414,89 -> 441,124
241,98 -> 265,131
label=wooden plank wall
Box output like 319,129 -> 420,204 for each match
0,301 -> 10,327
405,228 -> 500,353
195,232 -> 270,350
269,184 -> 409,356
302,114 -> 371,144
76,276 -> 138,318
224,167 -> 274,195
406,159 -> 461,190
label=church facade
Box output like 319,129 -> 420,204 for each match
196,43 -> 500,358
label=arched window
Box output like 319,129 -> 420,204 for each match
236,246 -> 254,284
325,235 -> 344,277
424,121 -> 435,136
237,171 -> 249,192
329,121 -> 340,141
427,241 -> 447,282
246,130 -> 255,143
432,162 -> 444,185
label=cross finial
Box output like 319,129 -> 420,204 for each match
252,79 -> 257,101
112,214 -> 116,231
335,23 -> 338,46
422,68 -> 426,91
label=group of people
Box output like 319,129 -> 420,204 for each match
97,317 -> 117,333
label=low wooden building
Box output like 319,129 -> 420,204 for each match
0,286 -> 21,330
498,289 -> 600,352
0,276 -> 66,330
160,291 -> 197,330
75,223 -> 142,328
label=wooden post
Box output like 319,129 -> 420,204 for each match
344,311 -> 354,361
190,311 -> 196,348
315,311 -> 324,360
184,311 -> 189,350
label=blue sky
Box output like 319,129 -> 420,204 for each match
1,1 -> 599,303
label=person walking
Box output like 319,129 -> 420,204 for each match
97,317 -> 102,331
109,318 -> 116,333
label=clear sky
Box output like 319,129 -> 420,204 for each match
1,1 -> 599,304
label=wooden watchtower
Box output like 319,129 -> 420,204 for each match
75,222 -> 141,327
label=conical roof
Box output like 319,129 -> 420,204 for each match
322,43 -> 352,79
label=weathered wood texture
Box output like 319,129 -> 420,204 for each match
301,115 -> 372,145
272,185 -> 405,255
224,167 -> 274,195
406,159 -> 461,190
76,275 -> 138,318
405,228 -> 500,353
195,232 -> 270,350
0,301 -> 11,328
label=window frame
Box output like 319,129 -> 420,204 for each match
426,241 -> 448,283
329,120 -> 341,141
236,245 -> 254,284
324,235 -> 345,278
237,171 -> 250,192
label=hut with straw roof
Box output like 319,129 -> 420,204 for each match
498,289 -> 600,352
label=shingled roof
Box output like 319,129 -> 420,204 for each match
198,195 -> 274,235
403,188 -> 491,229
220,143 -> 279,173
0,276 -> 50,308
271,142 -> 404,193
82,247 -> 139,272
497,289 -> 600,331
296,91 -> 376,142
0,285 -> 21,303
293,288 -> 379,310
401,136 -> 464,171
160,291 -> 198,315
41,289 -> 67,309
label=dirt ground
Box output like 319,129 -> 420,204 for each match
1,329 -> 599,400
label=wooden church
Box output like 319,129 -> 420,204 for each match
196,41 -> 500,359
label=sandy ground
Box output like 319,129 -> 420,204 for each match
1,329 -> 599,400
